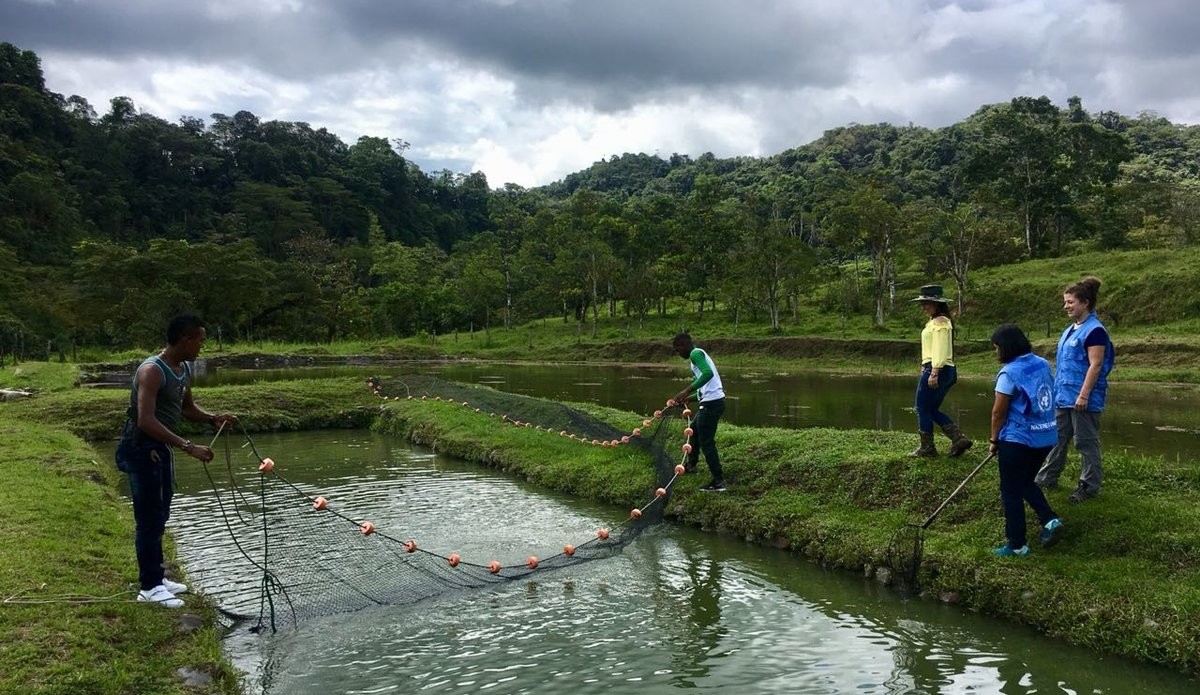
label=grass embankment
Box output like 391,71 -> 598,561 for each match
375,396 -> 1200,676
0,379 -> 380,695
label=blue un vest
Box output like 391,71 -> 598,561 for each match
1053,313 -> 1114,411
999,353 -> 1057,448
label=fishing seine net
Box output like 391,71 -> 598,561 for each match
200,374 -> 688,633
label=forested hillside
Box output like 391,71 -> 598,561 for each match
2,42 -> 1199,356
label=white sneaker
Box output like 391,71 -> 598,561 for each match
161,577 -> 188,595
137,584 -> 184,608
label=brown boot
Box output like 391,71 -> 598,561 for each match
940,422 -> 973,457
908,431 -> 937,458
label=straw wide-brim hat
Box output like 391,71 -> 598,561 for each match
911,284 -> 951,304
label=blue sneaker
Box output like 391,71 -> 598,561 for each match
992,544 -> 1030,557
1039,518 -> 1063,547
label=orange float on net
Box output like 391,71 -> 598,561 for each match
488,560 -> 502,574
682,443 -> 693,454
258,457 -> 275,472
655,487 -> 667,497
610,440 -> 620,446
403,540 -> 418,553
563,544 -> 575,556
313,496 -> 328,511
448,553 -> 461,567
653,410 -> 663,418
682,409 -> 693,418
407,395 -> 413,400
632,428 -> 642,436
642,419 -> 652,427
360,521 -> 376,536
630,508 -> 642,519
621,435 -> 630,443
596,528 -> 610,540
684,427 -> 694,437
526,556 -> 539,570
674,464 -> 686,475
666,399 -> 676,408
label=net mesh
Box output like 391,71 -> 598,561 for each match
199,374 -> 689,633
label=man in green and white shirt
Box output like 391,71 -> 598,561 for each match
671,333 -> 727,491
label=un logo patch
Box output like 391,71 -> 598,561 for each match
1036,383 -> 1054,412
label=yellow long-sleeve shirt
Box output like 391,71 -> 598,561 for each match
921,316 -> 954,368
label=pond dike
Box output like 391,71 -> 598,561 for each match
373,395 -> 1200,678
5,376 -> 1198,687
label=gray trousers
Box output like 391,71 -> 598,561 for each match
1035,408 -> 1103,493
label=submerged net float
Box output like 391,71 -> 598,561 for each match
258,457 -> 275,472
360,521 -> 376,536
312,496 -> 328,511
403,540 -> 417,553
563,544 -> 575,556
630,508 -> 642,519
596,528 -> 610,540
448,553 -> 460,567
526,556 -> 538,570
488,560 -> 501,574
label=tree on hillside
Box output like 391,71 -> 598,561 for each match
820,176 -> 905,327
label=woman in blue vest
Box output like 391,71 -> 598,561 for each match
1035,277 -> 1115,504
988,324 -> 1062,557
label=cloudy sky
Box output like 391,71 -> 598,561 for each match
3,0 -> 1199,187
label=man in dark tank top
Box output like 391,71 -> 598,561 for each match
115,314 -> 237,608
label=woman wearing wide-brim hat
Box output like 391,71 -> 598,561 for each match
909,284 -> 972,457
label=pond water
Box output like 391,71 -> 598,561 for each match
110,430 -> 1197,694
196,361 -> 1200,462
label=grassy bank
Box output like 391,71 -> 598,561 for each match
3,374 -> 1199,688
375,396 -> 1200,676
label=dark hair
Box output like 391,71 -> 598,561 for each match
672,332 -> 692,346
167,314 -> 205,345
1064,276 -> 1101,311
991,323 -> 1032,363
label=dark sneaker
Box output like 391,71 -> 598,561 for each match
1068,483 -> 1097,504
1039,518 -> 1063,547
699,480 -> 726,492
992,544 -> 1030,558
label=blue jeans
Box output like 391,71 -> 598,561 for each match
998,441 -> 1057,548
915,364 -> 958,432
119,441 -> 174,590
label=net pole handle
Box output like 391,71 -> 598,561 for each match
920,451 -> 997,529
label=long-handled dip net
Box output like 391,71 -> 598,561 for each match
199,375 -> 692,633
887,452 -> 996,588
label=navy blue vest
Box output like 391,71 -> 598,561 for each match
1053,314 -> 1114,411
999,353 -> 1057,448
